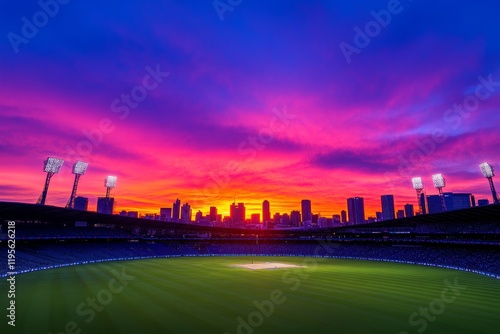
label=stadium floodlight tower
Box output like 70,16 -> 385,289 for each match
432,173 -> 447,211
479,162 -> 499,204
411,177 -> 424,213
37,157 -> 64,205
105,176 -> 117,198
66,161 -> 89,209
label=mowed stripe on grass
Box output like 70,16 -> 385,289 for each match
1,256 -> 499,334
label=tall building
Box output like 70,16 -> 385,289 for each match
381,195 -> 395,221
273,213 -> 281,224
404,204 -> 414,217
230,202 -> 246,223
172,199 -> 181,222
262,200 -> 271,223
195,210 -> 203,222
160,208 -> 172,221
97,197 -> 114,215
375,212 -> 383,221
74,196 -> 88,211
181,202 -> 191,223
341,210 -> 347,224
290,211 -> 301,226
251,213 -> 260,224
420,193 -> 428,214
396,210 -> 405,219
230,203 -> 237,223
238,203 -> 245,222
332,214 -> 341,226
209,206 -> 218,222
347,197 -> 365,225
311,214 -> 319,227
301,199 -> 312,223
281,213 -> 290,225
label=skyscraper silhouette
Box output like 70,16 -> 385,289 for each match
181,202 -> 192,223
381,195 -> 395,221
172,199 -> 181,222
404,204 -> 414,217
262,200 -> 271,223
209,206 -> 218,222
347,197 -> 365,225
301,199 -> 312,223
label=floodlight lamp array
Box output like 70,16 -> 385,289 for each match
105,176 -> 117,188
73,161 -> 89,175
432,174 -> 445,188
411,177 -> 423,190
479,162 -> 494,178
44,157 -> 64,173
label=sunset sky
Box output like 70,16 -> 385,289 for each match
1,0 -> 499,218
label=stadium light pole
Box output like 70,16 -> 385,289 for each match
479,162 -> 499,204
105,176 -> 117,198
411,177 -> 424,213
37,157 -> 64,205
66,161 -> 89,209
432,173 -> 447,211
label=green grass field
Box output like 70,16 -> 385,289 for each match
2,256 -> 499,334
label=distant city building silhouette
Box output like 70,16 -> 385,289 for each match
375,211 -> 383,221
172,199 -> 181,222
311,214 -> 319,227
332,214 -> 341,226
347,197 -> 365,225
301,200 -> 312,223
195,210 -> 203,222
209,206 -> 218,222
290,211 -> 301,227
420,193 -> 428,214
443,193 -> 475,210
477,199 -> 489,206
318,217 -> 330,228
404,203 -> 414,217
181,202 -> 192,223
251,213 -> 260,224
396,210 -> 405,219
341,210 -> 347,224
262,200 -> 271,223
160,208 -> 172,221
424,192 -> 475,214
97,197 -> 114,214
381,195 -> 395,221
127,211 -> 138,218
74,196 -> 88,211
230,202 -> 246,223
280,213 -> 290,225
